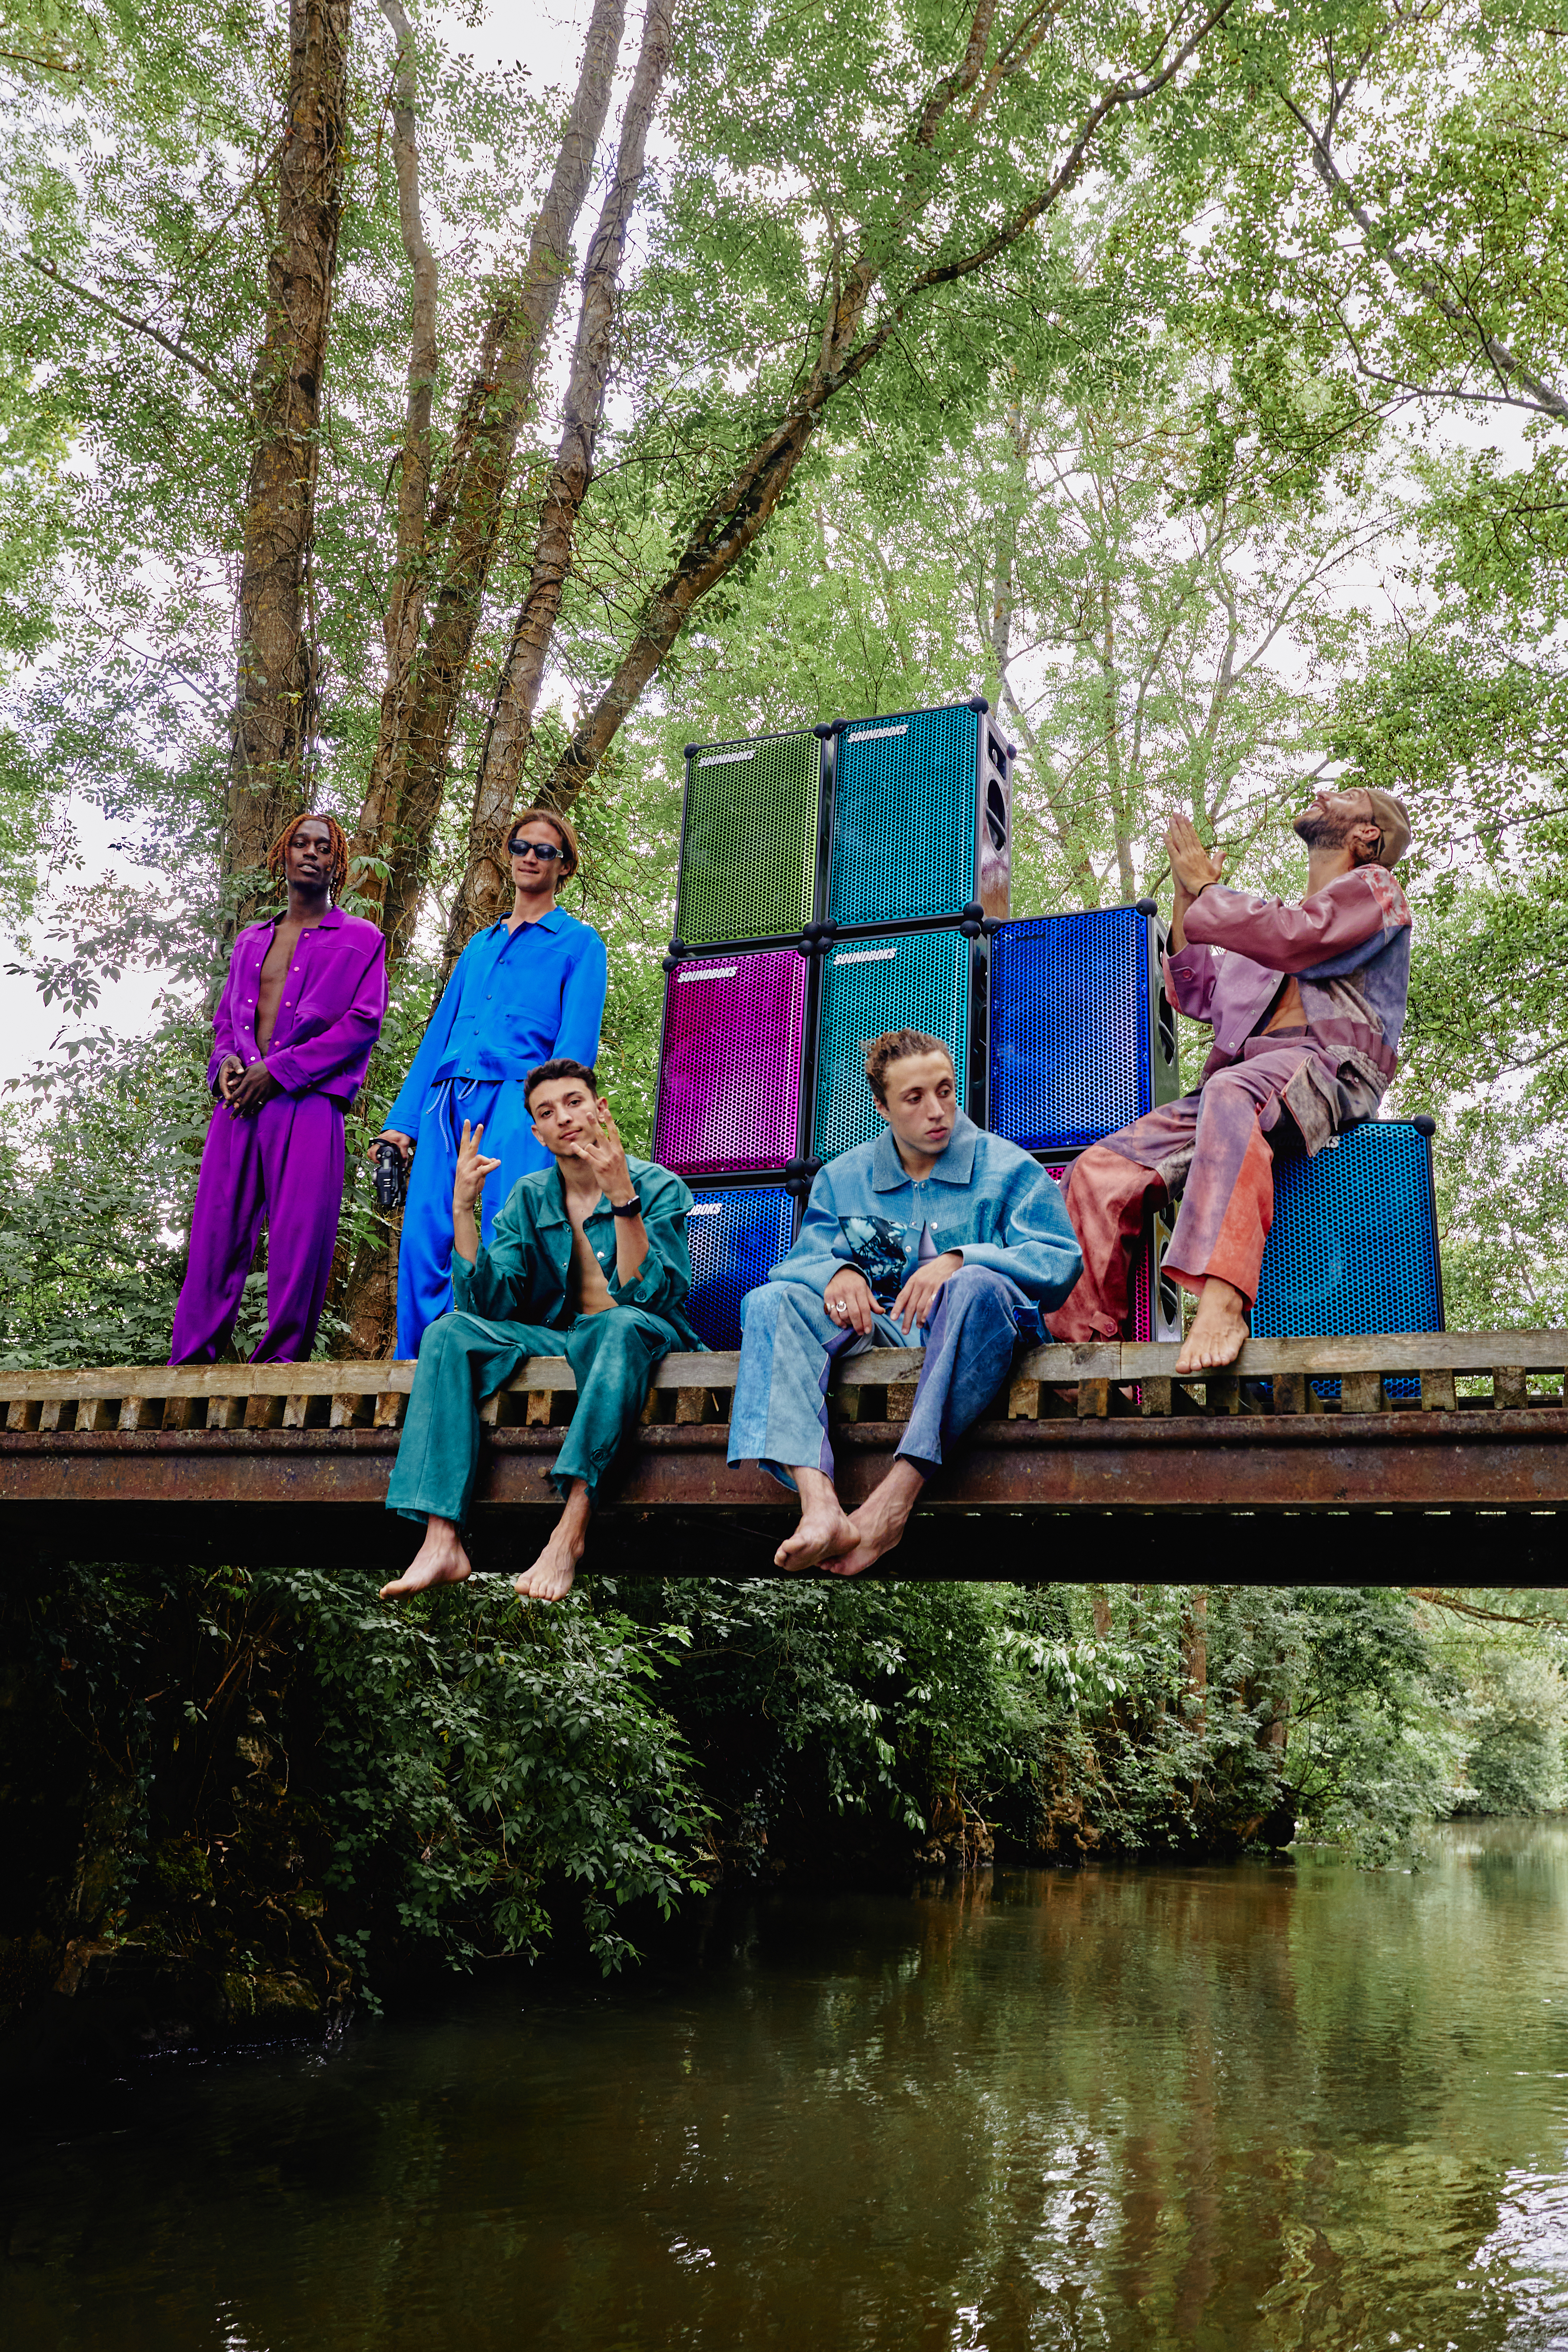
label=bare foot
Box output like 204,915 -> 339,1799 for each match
380,1517 -> 471,1598
514,1519 -> 585,1603
775,1503 -> 858,1573
827,1462 -> 925,1578
1174,1279 -> 1250,1375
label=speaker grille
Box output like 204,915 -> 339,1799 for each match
653,949 -> 807,1176
829,705 -> 977,928
813,930 -> 971,1162
1253,1121 -> 1442,1339
676,729 -> 821,946
990,908 -> 1154,1151
685,1184 -> 797,1349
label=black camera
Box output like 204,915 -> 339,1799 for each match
372,1139 -> 407,1212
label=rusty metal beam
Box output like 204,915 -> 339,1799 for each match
3,1411 -> 1564,1583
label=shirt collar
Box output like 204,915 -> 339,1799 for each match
489,904 -> 568,939
870,1112 -> 979,1191
257,904 -> 344,938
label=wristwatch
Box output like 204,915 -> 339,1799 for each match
611,1194 -> 641,1219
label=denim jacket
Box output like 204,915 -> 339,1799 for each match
452,1155 -> 704,1346
772,1114 -> 1082,1310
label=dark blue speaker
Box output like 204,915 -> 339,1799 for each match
1254,1118 -> 1443,1341
827,700 -> 1014,929
988,904 -> 1180,1153
684,1182 -> 799,1349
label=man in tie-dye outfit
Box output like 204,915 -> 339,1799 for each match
1047,785 -> 1414,1374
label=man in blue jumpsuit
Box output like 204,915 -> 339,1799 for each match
373,808 -> 607,1357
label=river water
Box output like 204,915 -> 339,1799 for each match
7,1822 -> 1568,2350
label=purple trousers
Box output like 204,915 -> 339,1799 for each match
168,1090 -> 345,1365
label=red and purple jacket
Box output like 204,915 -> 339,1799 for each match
1164,865 -> 1412,1120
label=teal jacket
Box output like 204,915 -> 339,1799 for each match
452,1154 -> 705,1347
771,1114 -> 1082,1309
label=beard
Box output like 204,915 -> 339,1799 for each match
1293,806 -> 1354,851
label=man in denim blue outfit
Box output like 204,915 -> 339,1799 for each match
728,1029 -> 1082,1576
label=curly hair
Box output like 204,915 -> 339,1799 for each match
267,811 -> 350,902
863,1029 -> 954,1104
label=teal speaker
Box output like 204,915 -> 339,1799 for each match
674,726 -> 830,949
827,699 -> 1012,930
811,928 -> 983,1162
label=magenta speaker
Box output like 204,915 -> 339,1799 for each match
1038,1155 -> 1180,1343
653,947 -> 810,1177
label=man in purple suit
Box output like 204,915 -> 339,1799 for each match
1047,785 -> 1414,1374
169,813 -> 388,1364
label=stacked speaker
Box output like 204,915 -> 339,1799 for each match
654,699 -> 1015,1345
1254,1115 -> 1444,1392
985,902 -> 1185,1341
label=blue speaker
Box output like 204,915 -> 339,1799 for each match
812,928 -> 983,1162
827,700 -> 1013,930
987,904 -> 1180,1153
1254,1118 -> 1443,1344
684,1182 -> 799,1349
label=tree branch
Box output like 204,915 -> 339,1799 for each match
23,252 -> 248,409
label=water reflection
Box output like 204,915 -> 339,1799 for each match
6,1824 -> 1568,2349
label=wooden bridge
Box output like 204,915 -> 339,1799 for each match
3,1331 -> 1564,1582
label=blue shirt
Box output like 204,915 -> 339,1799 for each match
773,1113 -> 1082,1308
385,906 -> 607,1135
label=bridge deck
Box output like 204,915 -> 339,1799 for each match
3,1333 -> 1564,1581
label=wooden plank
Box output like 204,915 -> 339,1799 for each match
1007,1378 -> 1041,1422
372,1391 -> 406,1430
329,1393 -> 374,1430
1138,1377 -> 1173,1419
887,1383 -> 917,1424
118,1397 -> 164,1433
1114,1332 -> 1568,1381
1421,1369 -> 1457,1413
1494,1365 -> 1528,1410
1205,1375 -> 1241,1417
675,1387 -> 718,1426
1340,1371 -> 1385,1416
525,1389 -> 554,1428
1271,1373 -> 1308,1417
6,1400 -> 41,1432
1077,1379 -> 1109,1420
244,1393 -> 286,1431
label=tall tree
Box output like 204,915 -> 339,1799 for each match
227,0 -> 352,930
348,0 -> 629,960
440,0 -> 676,975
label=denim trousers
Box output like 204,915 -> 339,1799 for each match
726,1264 -> 1030,1493
386,1302 -> 683,1527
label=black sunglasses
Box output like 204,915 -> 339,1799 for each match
508,839 -> 563,862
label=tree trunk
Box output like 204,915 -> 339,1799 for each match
368,0 -> 629,965
439,0 -> 674,977
345,0 -> 439,921
226,0 -> 350,932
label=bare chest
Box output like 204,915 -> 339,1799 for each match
566,1207 -> 612,1315
255,924 -> 302,1051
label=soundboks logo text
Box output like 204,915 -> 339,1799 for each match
696,748 -> 755,767
845,724 -> 908,743
832,946 -> 898,965
676,965 -> 739,982
687,1203 -> 724,1215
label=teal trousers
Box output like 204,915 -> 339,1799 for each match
386,1304 -> 683,1528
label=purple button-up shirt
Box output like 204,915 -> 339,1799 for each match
210,906 -> 389,1106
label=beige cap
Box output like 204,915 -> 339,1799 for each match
1361,787 -> 1411,868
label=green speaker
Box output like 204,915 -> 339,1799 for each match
674,727 -> 830,949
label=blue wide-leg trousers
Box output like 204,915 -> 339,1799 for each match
727,1265 -> 1029,1493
